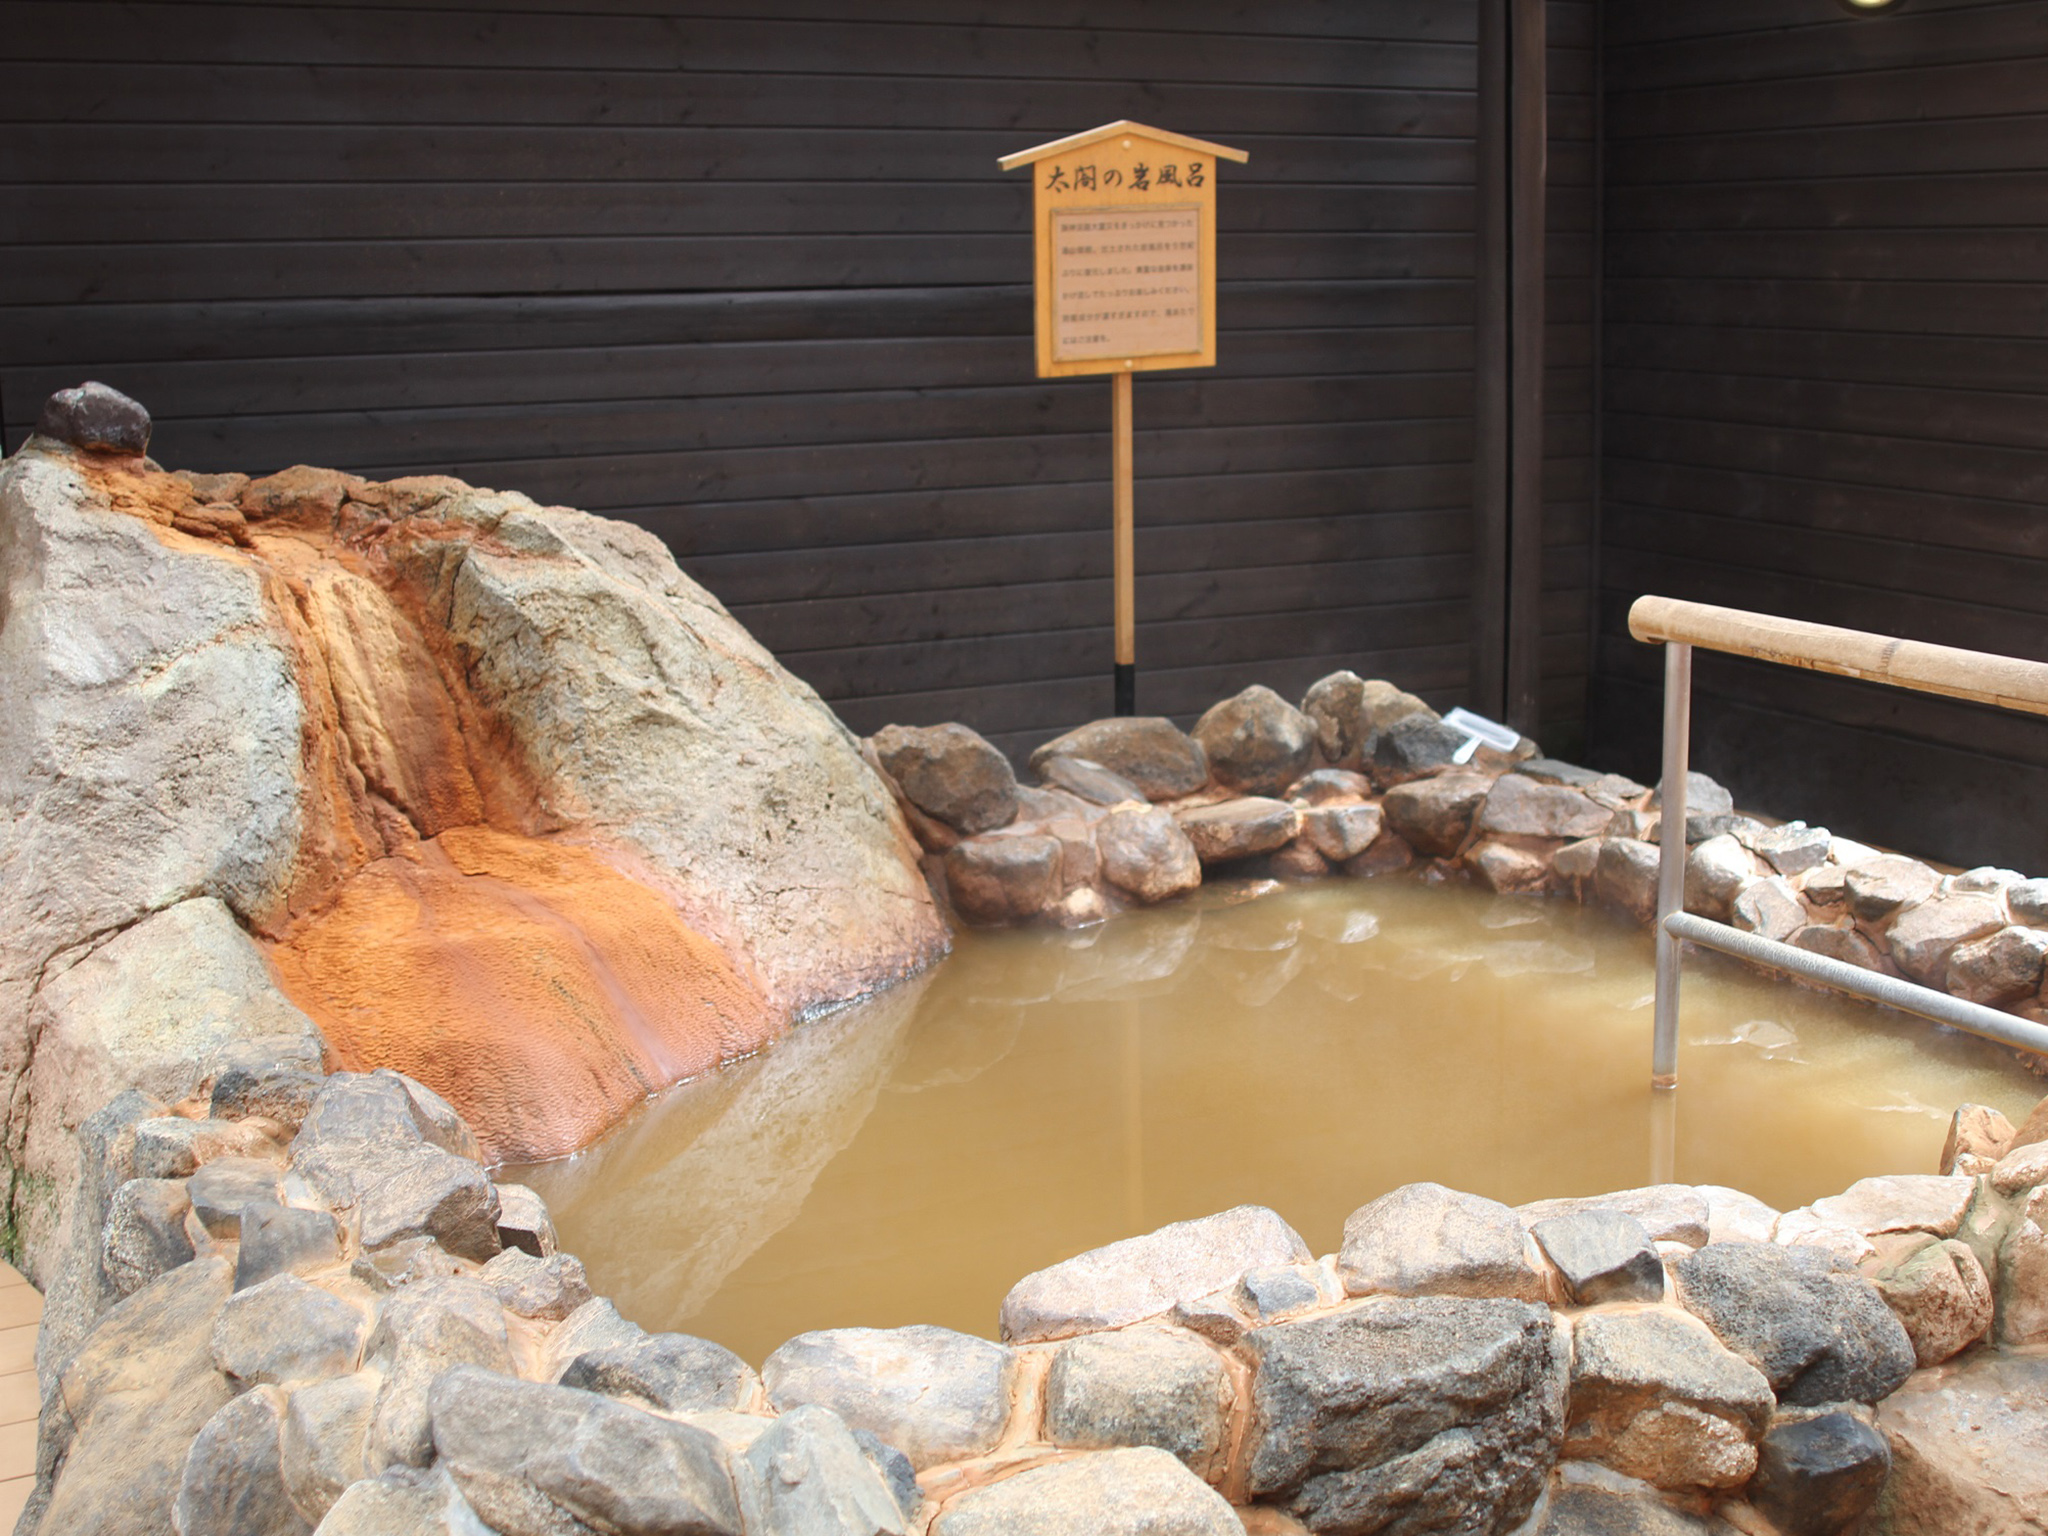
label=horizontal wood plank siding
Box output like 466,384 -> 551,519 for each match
1593,0 -> 2048,870
1,1 -> 1597,760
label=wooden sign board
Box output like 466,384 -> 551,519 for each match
1000,121 -> 1248,379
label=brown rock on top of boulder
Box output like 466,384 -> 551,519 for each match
1518,1185 -> 1710,1249
1684,834 -> 1757,922
1097,805 -> 1202,904
943,833 -> 1063,925
35,381 -> 152,455
1030,717 -> 1209,802
1470,839 -> 1553,895
1942,1103 -> 2015,1175
1790,923 -> 1886,971
1037,754 -> 1147,807
930,1446 -> 1241,1536
1383,772 -> 1492,858
1477,775 -> 1610,841
1193,686 -> 1315,796
1001,1205 -> 1310,1343
1947,925 -> 2048,1004
1886,893 -> 2005,986
1732,875 -> 1805,944
1340,1182 -> 1548,1302
2010,1093 -> 2048,1153
870,722 -> 1018,834
1845,855 -> 1941,923
1175,798 -> 1301,864
1300,672 -> 1435,771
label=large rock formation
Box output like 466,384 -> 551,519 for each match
0,422 -> 947,1282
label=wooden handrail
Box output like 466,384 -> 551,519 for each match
1628,595 -> 2048,719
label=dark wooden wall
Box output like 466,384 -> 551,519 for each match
1594,0 -> 2048,870
0,0 -> 1594,762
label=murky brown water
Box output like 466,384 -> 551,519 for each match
507,878 -> 2043,1364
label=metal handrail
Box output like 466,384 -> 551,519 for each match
1630,596 -> 2048,1091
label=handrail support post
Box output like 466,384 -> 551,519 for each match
1652,641 -> 1692,1089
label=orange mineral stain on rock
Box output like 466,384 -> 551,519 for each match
270,826 -> 779,1164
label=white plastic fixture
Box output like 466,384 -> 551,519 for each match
1441,706 -> 1521,764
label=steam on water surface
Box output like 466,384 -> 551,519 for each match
506,878 -> 2042,1364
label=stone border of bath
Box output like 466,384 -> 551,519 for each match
865,681 -> 2048,1078
25,1031 -> 2048,1535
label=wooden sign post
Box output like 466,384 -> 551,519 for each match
1000,121 -> 1248,715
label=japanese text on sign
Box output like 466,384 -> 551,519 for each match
1050,206 -> 1202,362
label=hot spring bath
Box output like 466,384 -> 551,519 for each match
507,876 -> 2042,1363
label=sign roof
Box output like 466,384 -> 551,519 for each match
998,119 -> 1249,172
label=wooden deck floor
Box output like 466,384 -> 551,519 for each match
0,1263 -> 39,1527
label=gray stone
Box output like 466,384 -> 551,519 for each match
291,1072 -> 481,1199
175,1385 -> 309,1536
561,1331 -> 761,1414
739,1402 -> 908,1536
1341,1182 -> 1547,1301
1235,1263 -> 1325,1323
1954,864 -> 2024,893
1552,836 -> 1603,884
35,380 -> 152,454
1531,1210 -> 1664,1305
1532,1478 -> 1738,1535
493,1182 -> 558,1258
1042,1326 -> 1233,1476
1683,835 -> 1756,922
1649,772 -> 1736,843
237,1203 -> 346,1290
1037,755 -> 1146,807
1672,1242 -> 1915,1406
1344,829 -> 1416,878
1874,1237 -> 1993,1368
430,1364 -> 743,1536
930,1447 -> 1240,1536
763,1325 -> 1014,1471
1243,1294 -> 1567,1534
1383,772 -> 1493,858
1750,1411 -> 1891,1536
1001,1204 -> 1309,1343
1299,802 -> 1384,862
188,1155 -> 285,1237
1994,1187 -> 2048,1344
1946,924 -> 2048,1003
1701,1186 -> 1782,1245
1030,718 -> 1209,802
132,1115 -> 281,1180
1175,797 -> 1301,863
1289,767 -> 1373,805
480,1248 -> 592,1321
350,1236 -> 472,1296
358,1147 -> 503,1263
1868,1346 -> 2048,1535
871,722 -> 1018,834
212,1065 -> 326,1134
1193,685 -> 1316,796
1886,893 -> 2005,985
1807,1175 -> 1976,1239
541,1297 -> 650,1382
1595,837 -> 1662,924
1095,805 -> 1203,904
1518,1186 -> 1711,1249
1368,712 -> 1474,788
2007,877 -> 2048,927
1751,822 -> 1833,877
1733,876 -> 1806,943
1478,775 -> 1610,840
943,833 -> 1064,924
101,1177 -> 195,1298
366,1277 -> 516,1468
37,1256 -> 236,1536
212,1273 -> 370,1387
1565,1309 -> 1774,1491
1800,863 -> 1850,908
1844,855 -> 1940,923
1790,923 -> 1886,971
1469,839 -> 1553,894
281,1373 -> 378,1521
1170,1291 -> 1250,1349
311,1465 -> 490,1535
1991,1139 -> 2048,1197
851,1430 -> 920,1525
